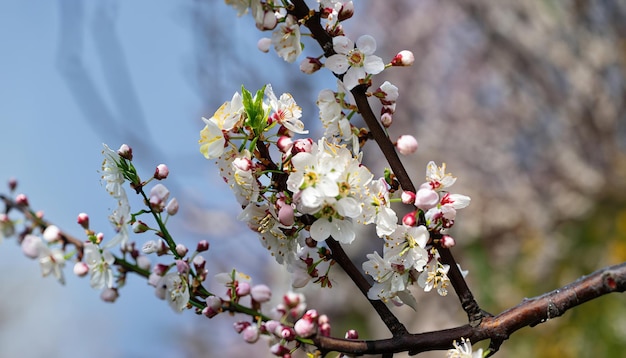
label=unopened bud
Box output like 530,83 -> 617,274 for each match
8,177 -> 17,191
402,211 -> 417,226
100,287 -> 119,302
197,240 -> 209,252
117,144 -> 133,160
236,281 -> 251,296
136,255 -> 151,270
133,220 -> 149,233
381,112 -> 393,127
300,57 -> 323,74
243,324 -> 260,343
440,235 -> 456,248
233,321 -> 250,334
43,225 -> 61,242
154,164 -> 169,180
294,317 -> 316,337
77,212 -> 90,230
15,193 -> 29,206
257,37 -> 271,53
396,135 -> 418,155
338,1 -> 354,21
291,138 -> 313,154
345,329 -> 359,339
277,136 -> 294,153
175,259 -> 189,274
251,284 -> 272,303
175,243 -> 188,257
391,50 -> 415,67
73,262 -> 89,277
401,191 -> 416,205
166,198 -> 179,216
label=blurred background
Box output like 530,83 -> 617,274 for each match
1,0 -> 625,357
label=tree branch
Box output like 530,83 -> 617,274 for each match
313,261 -> 626,355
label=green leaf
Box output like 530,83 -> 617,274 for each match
241,85 -> 268,137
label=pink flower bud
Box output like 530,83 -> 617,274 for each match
203,296 -> 222,318
43,225 -> 61,242
256,10 -> 277,30
176,259 -> 189,274
270,343 -> 289,356
402,211 -> 417,226
396,135 -> 418,155
338,1 -> 354,21
345,329 -> 358,339
233,321 -> 250,334
277,136 -> 294,153
302,309 -> 318,322
197,240 -> 209,252
15,193 -> 29,206
381,112 -> 393,127
95,232 -> 104,244
318,315 -> 331,337
243,324 -> 260,343
281,326 -> 296,341
166,198 -> 179,216
192,255 -> 206,269
117,144 -> 133,160
133,220 -> 149,233
73,262 -> 89,277
265,320 -> 282,336
21,234 -> 42,258
278,204 -> 295,226
77,212 -> 90,229
149,184 -> 170,212
175,243 -> 188,257
154,164 -> 169,180
251,284 -> 272,303
440,235 -> 456,248
136,255 -> 151,270
401,191 -> 416,204
291,138 -> 313,154
100,287 -> 119,302
257,37 -> 271,53
294,318 -> 316,337
283,292 -> 303,308
236,281 -> 251,296
153,263 -> 169,276
391,50 -> 415,67
8,177 -> 17,191
300,57 -> 323,74
415,186 -> 440,210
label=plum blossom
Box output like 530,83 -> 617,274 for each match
271,15 -> 302,63
265,85 -> 308,134
325,35 -> 385,89
101,144 -> 126,199
425,161 -> 457,191
39,245 -> 66,284
447,337 -> 483,358
199,92 -> 244,160
155,272 -> 190,312
418,254 -> 451,296
83,242 -> 115,290
287,139 -> 373,244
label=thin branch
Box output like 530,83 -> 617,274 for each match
313,261 -> 626,355
327,239 -> 408,336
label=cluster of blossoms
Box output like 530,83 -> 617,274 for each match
203,1 -> 469,311
0,1 -> 482,357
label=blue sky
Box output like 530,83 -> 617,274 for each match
0,1 -> 289,357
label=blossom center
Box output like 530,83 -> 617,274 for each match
347,50 -> 365,67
